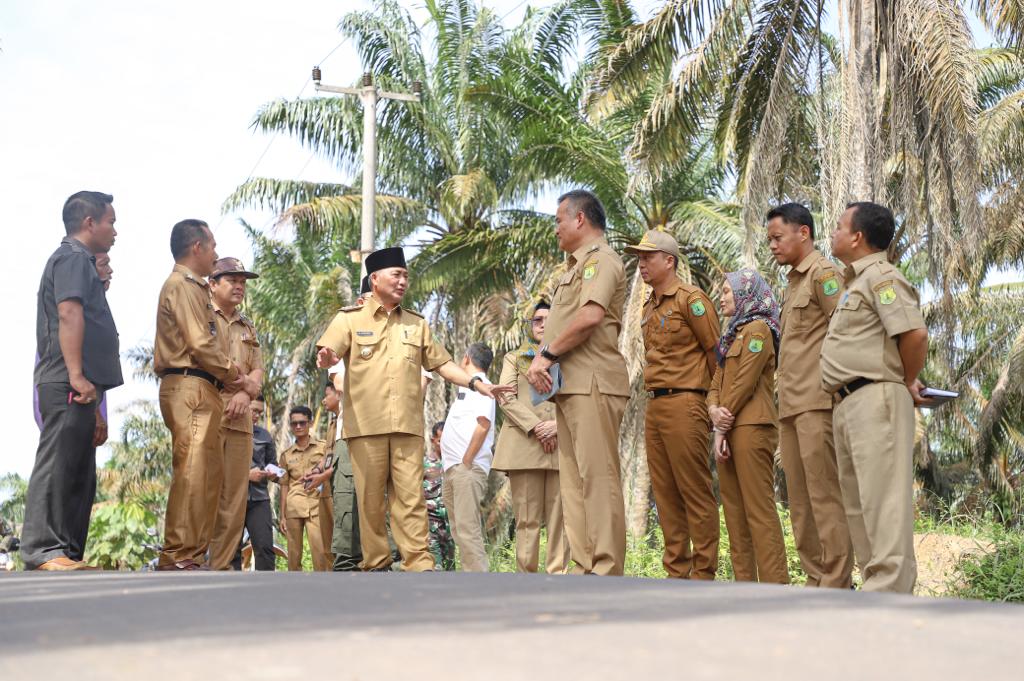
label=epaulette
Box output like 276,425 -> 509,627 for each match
339,303 -> 364,312
587,243 -> 600,254
401,307 -> 425,319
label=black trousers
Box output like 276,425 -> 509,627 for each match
21,382 -> 103,568
231,498 -> 275,571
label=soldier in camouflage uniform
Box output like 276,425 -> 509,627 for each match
424,421 -> 455,570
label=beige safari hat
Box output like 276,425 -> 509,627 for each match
624,229 -> 681,260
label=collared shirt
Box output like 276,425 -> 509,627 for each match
778,250 -> 843,418
213,305 -> 263,433
707,319 -> 777,426
546,236 -> 630,396
280,438 -> 330,518
248,424 -> 278,502
35,237 -> 123,388
821,251 -> 926,392
492,345 -> 559,472
153,264 -> 238,383
316,294 -> 452,439
641,278 -> 720,391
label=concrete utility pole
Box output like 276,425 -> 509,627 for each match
311,67 -> 422,268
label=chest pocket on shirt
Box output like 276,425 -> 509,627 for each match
402,331 -> 423,364
784,290 -> 812,332
832,295 -> 863,334
354,334 -> 379,361
726,338 -> 744,360
554,269 -> 577,305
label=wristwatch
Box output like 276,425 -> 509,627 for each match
540,345 -> 559,361
468,376 -> 482,393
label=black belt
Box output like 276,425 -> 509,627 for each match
161,367 -> 224,390
647,387 -> 707,399
835,377 -> 873,403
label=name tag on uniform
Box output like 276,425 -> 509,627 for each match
357,330 -> 374,337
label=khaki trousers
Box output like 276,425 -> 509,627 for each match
780,410 -> 854,588
508,469 -> 569,574
208,428 -> 253,570
285,515 -> 330,571
645,392 -> 719,579
348,433 -> 434,571
833,382 -> 917,593
319,495 -> 335,568
555,382 -> 627,576
718,424 -> 789,584
442,464 -> 489,572
158,374 -> 224,568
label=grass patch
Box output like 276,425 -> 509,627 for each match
945,533 -> 1024,603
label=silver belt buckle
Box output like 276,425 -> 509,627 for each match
646,390 -> 655,399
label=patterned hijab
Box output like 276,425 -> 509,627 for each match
716,268 -> 781,365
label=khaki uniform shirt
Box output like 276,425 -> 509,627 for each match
280,438 -> 330,518
213,306 -> 263,433
641,279 -> 720,391
316,295 -> 452,439
778,251 -> 843,418
821,251 -> 926,393
492,346 -> 558,472
546,237 -> 630,396
154,265 -> 238,383
707,319 -> 777,426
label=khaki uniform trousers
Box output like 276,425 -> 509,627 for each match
508,469 -> 569,574
207,428 -> 253,570
442,464 -> 489,572
158,374 -> 224,568
555,382 -> 627,576
833,382 -> 917,593
348,433 -> 434,571
318,495 -> 335,568
285,514 -> 330,571
718,424 -> 789,584
645,392 -> 719,579
780,410 -> 854,588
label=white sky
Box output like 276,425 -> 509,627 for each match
0,1 -> 1006,481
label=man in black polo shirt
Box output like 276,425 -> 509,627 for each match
22,191 -> 123,571
231,395 -> 279,571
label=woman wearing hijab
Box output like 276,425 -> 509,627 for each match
707,269 -> 789,584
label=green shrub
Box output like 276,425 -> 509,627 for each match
946,534 -> 1024,603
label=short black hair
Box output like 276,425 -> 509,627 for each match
558,189 -> 607,230
63,191 -> 113,235
170,219 -> 211,260
766,202 -> 815,239
465,342 -> 494,372
845,202 -> 895,250
289,405 -> 313,420
431,421 -> 445,438
533,300 -> 550,315
255,393 -> 266,403
324,381 -> 337,393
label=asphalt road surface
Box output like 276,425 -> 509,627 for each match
1,571 -> 1019,680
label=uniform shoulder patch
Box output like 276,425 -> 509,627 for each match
688,296 -> 707,317
748,334 -> 765,353
582,260 -> 598,280
819,274 -> 840,296
873,280 -> 897,305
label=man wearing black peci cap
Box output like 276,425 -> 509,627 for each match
153,220 -> 247,570
315,247 -> 512,571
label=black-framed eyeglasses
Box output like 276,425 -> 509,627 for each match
289,420 -> 309,427
530,316 -> 546,324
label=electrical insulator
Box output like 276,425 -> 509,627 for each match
362,72 -> 373,87
312,66 -> 322,83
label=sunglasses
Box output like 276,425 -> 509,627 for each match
289,420 -> 309,427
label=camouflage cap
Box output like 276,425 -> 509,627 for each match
624,229 -> 681,260
211,257 -> 259,280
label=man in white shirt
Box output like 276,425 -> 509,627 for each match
440,342 -> 496,572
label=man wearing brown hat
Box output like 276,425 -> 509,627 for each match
315,247 -> 512,571
154,220 -> 247,570
626,229 -> 721,579
207,258 -> 266,570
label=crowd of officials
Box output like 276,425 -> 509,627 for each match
21,188 -> 930,593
